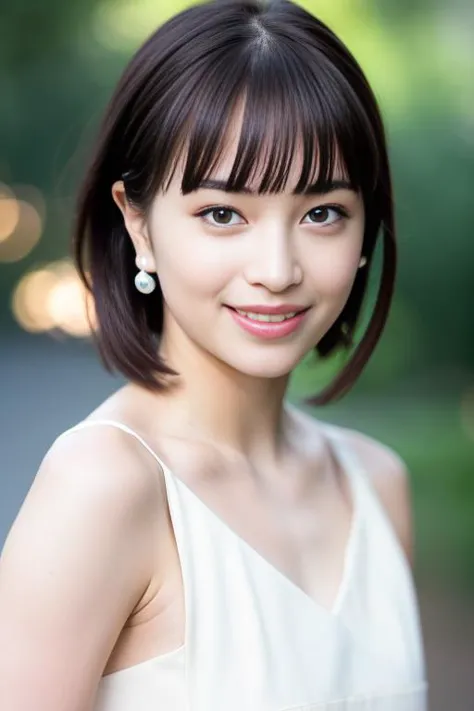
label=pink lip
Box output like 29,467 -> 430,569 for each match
225,306 -> 310,340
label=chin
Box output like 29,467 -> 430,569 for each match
224,350 -> 304,380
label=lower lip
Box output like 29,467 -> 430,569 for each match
226,307 -> 309,340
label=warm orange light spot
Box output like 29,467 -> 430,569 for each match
12,260 -> 96,337
0,200 -> 43,262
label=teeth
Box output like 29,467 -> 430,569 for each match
236,310 -> 298,322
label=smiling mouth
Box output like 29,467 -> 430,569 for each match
224,305 -> 311,339
230,309 -> 305,323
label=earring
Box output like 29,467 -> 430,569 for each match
358,256 -> 367,268
134,256 -> 156,294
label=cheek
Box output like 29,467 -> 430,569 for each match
159,254 -> 228,303
318,260 -> 357,296
307,247 -> 360,302
308,218 -> 364,299
152,230 -> 237,303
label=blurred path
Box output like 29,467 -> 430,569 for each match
0,331 -> 122,541
419,583 -> 474,710
0,332 -> 473,709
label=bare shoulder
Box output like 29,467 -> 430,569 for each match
25,422 -> 167,538
0,422 -> 167,709
35,421 -> 165,573
333,423 -> 415,567
45,420 -> 163,498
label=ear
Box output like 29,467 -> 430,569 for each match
111,181 -> 157,272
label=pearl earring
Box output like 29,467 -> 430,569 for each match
134,256 -> 156,294
358,256 -> 367,268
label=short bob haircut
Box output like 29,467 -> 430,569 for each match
74,0 -> 396,406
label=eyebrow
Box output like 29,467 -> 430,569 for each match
193,178 -> 355,195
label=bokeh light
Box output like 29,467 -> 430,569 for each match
0,184 -> 21,243
0,183 -> 44,263
11,260 -> 96,337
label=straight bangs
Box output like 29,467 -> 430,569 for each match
149,31 -> 381,201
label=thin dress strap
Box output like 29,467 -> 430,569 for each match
55,419 -> 172,476
321,421 -> 414,569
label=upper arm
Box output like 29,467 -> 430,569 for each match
343,428 -> 415,568
0,427 -> 161,711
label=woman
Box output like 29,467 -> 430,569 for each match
0,1 -> 428,709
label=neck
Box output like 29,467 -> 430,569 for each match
154,321 -> 292,464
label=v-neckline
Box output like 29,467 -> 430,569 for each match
160,423 -> 362,619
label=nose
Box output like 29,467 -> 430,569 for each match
244,229 -> 303,292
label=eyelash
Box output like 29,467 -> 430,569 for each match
195,204 -> 349,229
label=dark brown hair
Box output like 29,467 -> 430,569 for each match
74,0 -> 396,405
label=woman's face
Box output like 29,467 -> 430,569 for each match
122,131 -> 365,379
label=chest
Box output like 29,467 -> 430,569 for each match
199,467 -> 352,584
104,455 -> 354,675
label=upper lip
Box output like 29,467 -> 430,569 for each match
228,304 -> 309,315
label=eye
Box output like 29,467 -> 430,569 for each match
197,206 -> 245,227
302,205 -> 348,226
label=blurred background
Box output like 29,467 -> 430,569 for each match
0,0 -> 473,707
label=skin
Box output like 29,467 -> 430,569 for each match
0,114 -> 415,710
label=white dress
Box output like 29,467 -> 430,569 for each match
55,419 -> 428,711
